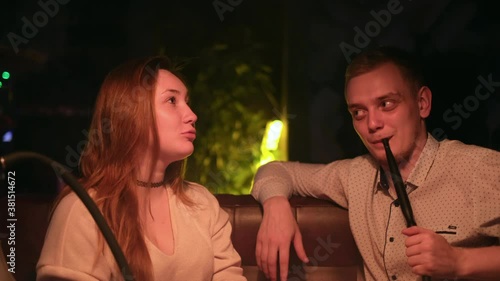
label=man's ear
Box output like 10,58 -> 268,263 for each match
417,86 -> 432,118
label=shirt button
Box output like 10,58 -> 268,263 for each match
391,275 -> 397,280
389,237 -> 394,242
394,200 -> 400,207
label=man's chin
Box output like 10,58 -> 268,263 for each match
366,146 -> 385,158
374,156 -> 389,165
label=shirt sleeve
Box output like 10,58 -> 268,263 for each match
472,148 -> 500,239
251,160 -> 352,209
36,193 -> 116,281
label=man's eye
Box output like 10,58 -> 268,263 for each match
352,110 -> 366,119
381,100 -> 395,109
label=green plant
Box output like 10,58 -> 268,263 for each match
185,38 -> 277,194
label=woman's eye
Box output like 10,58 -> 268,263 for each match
167,97 -> 176,104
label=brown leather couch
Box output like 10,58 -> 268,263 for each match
218,195 -> 362,281
0,194 -> 362,281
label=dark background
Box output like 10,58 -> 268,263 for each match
1,0 -> 499,194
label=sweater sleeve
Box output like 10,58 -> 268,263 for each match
186,184 -> 246,281
36,193 -> 116,281
211,204 -> 247,281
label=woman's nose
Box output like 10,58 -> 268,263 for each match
184,106 -> 197,125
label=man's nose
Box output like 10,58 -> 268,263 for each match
367,110 -> 383,132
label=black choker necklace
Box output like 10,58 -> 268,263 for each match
136,180 -> 165,188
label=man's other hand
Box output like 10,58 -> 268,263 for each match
256,196 -> 309,281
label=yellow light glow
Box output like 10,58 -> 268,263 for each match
255,119 -> 287,173
265,120 -> 283,150
259,154 -> 276,166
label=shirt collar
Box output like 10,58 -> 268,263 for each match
375,133 -> 440,193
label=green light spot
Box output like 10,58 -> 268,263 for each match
2,71 -> 10,79
0,81 -> 2,88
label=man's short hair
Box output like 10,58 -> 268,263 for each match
345,46 -> 425,96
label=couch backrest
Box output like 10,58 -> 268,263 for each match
217,195 -> 362,281
0,194 -> 362,281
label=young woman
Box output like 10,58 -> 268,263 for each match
37,56 -> 247,281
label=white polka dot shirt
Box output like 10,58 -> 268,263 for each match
252,134 -> 500,281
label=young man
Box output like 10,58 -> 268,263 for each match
251,47 -> 500,281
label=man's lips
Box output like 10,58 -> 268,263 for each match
369,137 -> 392,146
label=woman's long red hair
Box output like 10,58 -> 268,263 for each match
55,56 -> 191,281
